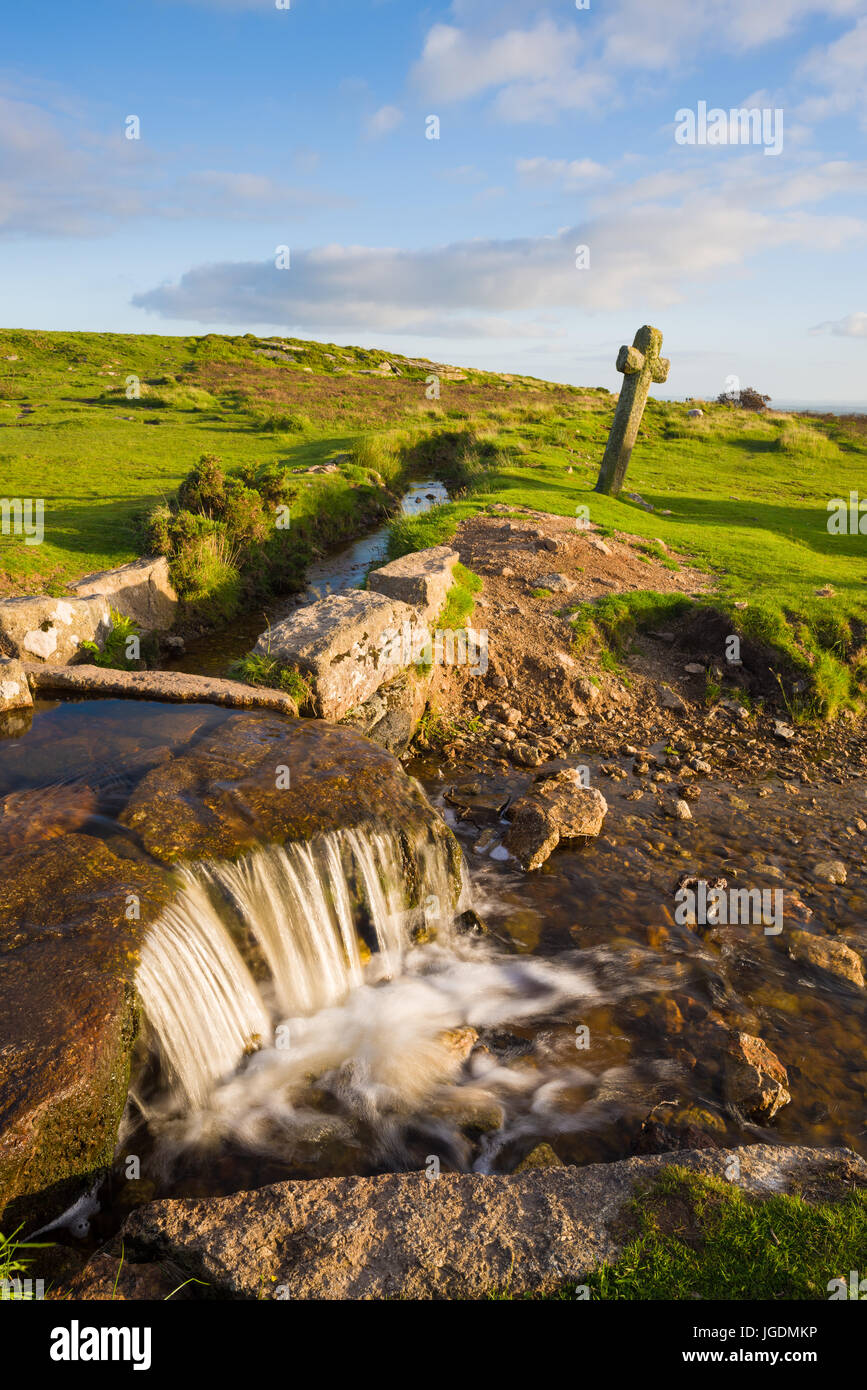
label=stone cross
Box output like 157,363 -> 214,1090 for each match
595,325 -> 670,495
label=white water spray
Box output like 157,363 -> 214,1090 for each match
136,825 -> 599,1168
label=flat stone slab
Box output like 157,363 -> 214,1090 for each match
68,556 -> 178,632
23,665 -> 298,716
252,590 -> 426,721
368,546 -> 459,623
116,1144 -> 865,1300
0,595 -> 110,664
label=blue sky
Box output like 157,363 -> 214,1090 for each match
2,0 -> 866,401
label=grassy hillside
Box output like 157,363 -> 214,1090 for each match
0,328 -> 864,712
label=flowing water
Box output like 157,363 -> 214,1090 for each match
1,463 -> 865,1227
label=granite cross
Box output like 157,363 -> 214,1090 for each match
595,325 -> 670,495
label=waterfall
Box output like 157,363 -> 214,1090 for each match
137,826 -> 460,1109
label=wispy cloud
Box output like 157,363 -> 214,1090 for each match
517,157 -> 611,187
365,105 -> 404,139
810,312 -> 867,337
0,89 -> 345,237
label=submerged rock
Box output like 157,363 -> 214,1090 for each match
788,931 -> 864,990
723,1031 -> 791,1121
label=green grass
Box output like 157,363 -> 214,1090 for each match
488,1166 -> 867,1300
229,652 -> 313,707
435,562 -> 482,630
587,1167 -> 867,1301
1,329 -> 864,714
0,1226 -> 54,1299
79,607 -> 146,669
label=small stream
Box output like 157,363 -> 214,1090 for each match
164,478 -> 449,678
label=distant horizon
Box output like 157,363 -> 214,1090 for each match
2,322 -> 864,414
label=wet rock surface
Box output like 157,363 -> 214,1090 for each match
0,836 -> 171,1230
504,771 -> 608,870
120,711 -> 458,868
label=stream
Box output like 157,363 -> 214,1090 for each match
1,477 -> 864,1245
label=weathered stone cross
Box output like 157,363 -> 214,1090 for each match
595,324 -> 670,495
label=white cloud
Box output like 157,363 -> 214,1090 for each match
412,2 -> 865,123
798,16 -> 867,127
517,157 -> 610,187
365,105 -> 404,138
411,18 -> 610,120
810,312 -> 867,337
0,90 -> 343,237
131,167 -> 865,335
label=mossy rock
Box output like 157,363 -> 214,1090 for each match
0,835 -> 172,1231
119,713 -> 460,897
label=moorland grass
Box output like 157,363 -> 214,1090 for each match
1,329 -> 864,712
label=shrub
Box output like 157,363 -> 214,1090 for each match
177,454 -> 227,517
716,386 -> 771,411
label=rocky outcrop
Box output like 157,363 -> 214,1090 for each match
251,591 -> 428,721
504,770 -> 608,870
0,595 -> 110,664
0,837 -> 171,1232
22,664 -> 298,716
104,1144 -> 865,1300
68,556 -> 178,632
0,656 -> 32,713
368,546 -> 459,623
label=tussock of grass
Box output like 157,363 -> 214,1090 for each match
489,1166 -> 867,1300
79,607 -> 147,669
435,562 -> 482,630
587,1167 -> 867,1301
229,651 -> 312,706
